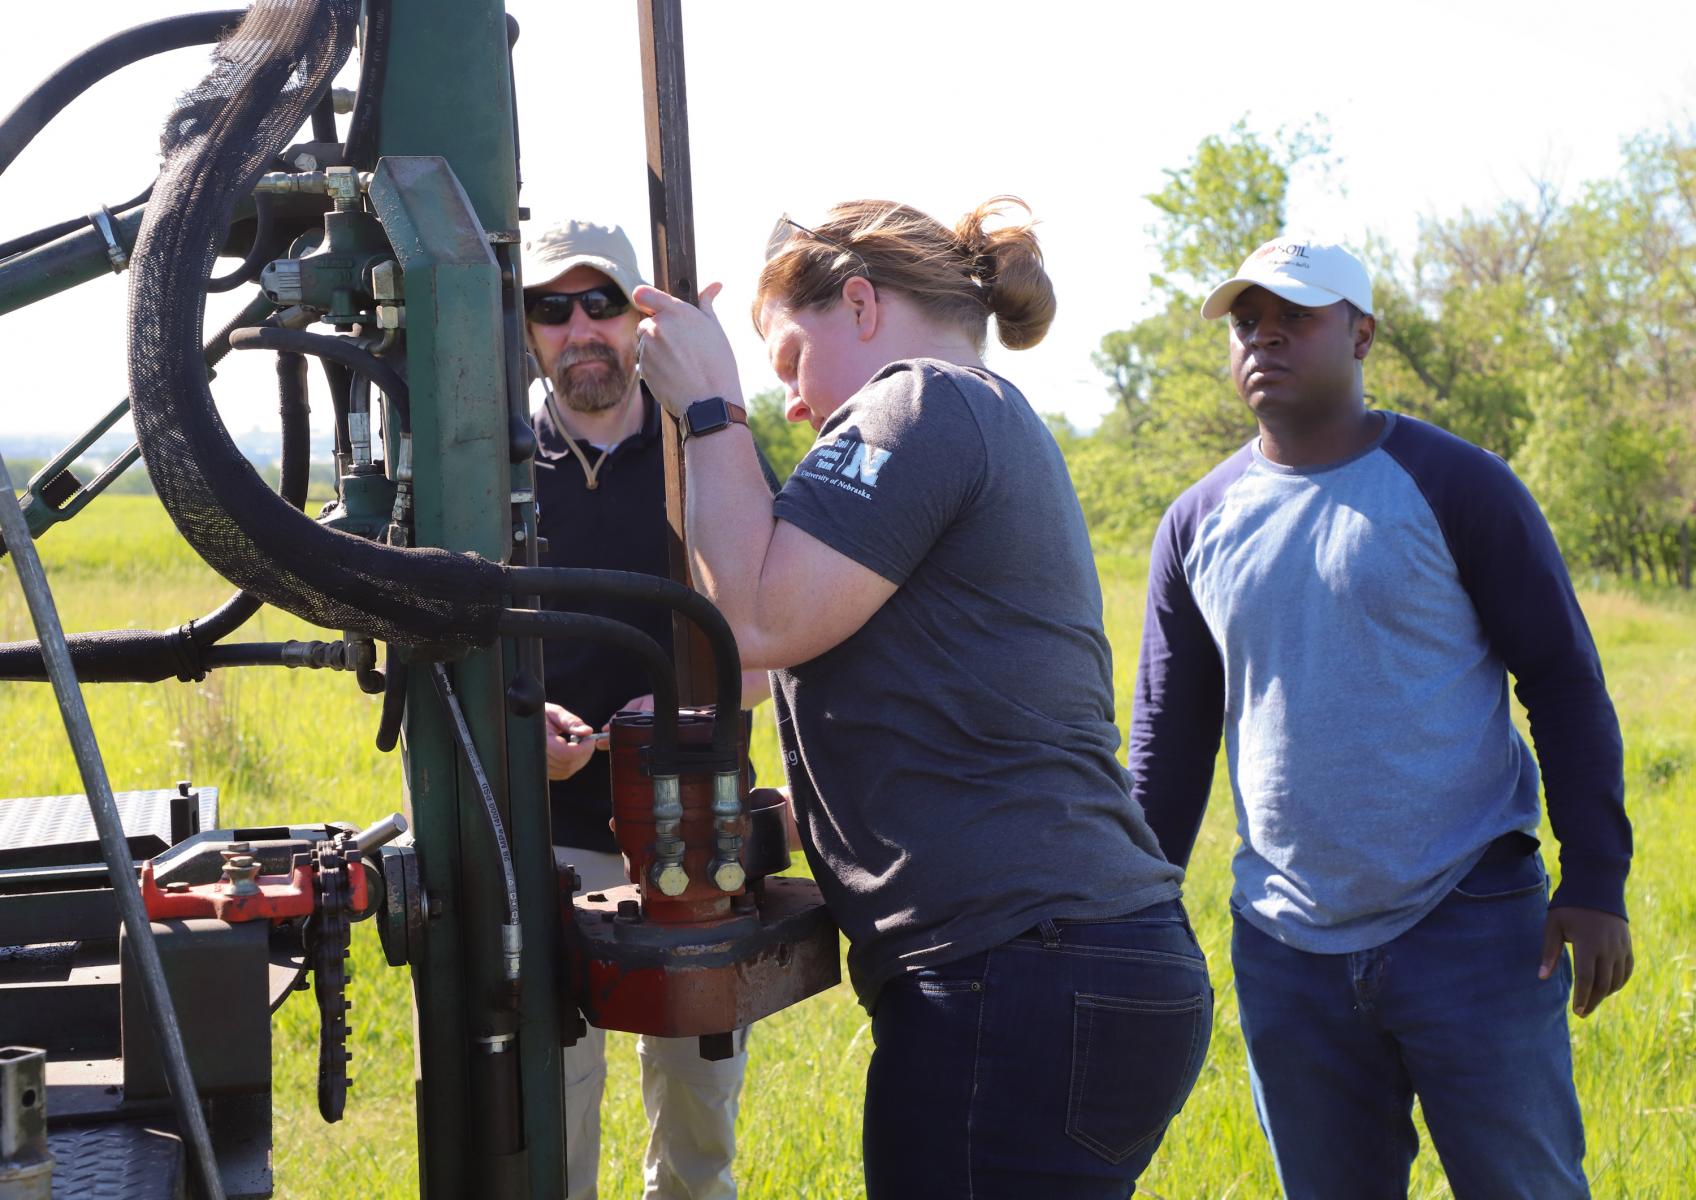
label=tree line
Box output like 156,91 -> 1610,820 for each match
1076,120 -> 1696,588
744,120 -> 1696,593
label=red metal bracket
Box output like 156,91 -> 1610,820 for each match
140,856 -> 369,923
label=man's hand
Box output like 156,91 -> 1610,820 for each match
544,703 -> 598,781
1541,906 -> 1634,1017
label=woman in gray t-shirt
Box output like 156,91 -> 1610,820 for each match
633,197 -> 1209,1199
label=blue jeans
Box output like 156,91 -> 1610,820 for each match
863,900 -> 1212,1199
1231,838 -> 1589,1199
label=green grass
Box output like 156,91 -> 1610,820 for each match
3,495 -> 1692,1198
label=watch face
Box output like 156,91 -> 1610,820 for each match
688,398 -> 730,436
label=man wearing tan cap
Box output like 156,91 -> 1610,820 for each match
524,217 -> 763,1200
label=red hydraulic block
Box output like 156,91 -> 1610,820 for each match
562,708 -> 840,1038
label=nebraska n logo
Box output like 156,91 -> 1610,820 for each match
838,439 -> 892,486
799,431 -> 894,499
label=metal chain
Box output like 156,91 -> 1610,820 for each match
309,836 -> 354,1122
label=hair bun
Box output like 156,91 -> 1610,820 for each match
956,196 -> 1055,350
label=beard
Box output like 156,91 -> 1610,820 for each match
550,340 -> 637,414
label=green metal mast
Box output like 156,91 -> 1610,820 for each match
372,3 -> 561,1195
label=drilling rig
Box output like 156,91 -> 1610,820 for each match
0,3 -> 840,1196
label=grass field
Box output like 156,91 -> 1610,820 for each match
3,495 -> 1692,1198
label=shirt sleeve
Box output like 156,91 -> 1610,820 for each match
771,362 -> 984,585
1128,501 -> 1226,869
1386,425 -> 1631,918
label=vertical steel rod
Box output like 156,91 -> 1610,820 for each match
0,451 -> 227,1200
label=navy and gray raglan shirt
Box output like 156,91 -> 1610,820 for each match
1129,411 -> 1630,954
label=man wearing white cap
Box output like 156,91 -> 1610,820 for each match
1128,237 -> 1634,1196
524,217 -> 765,1200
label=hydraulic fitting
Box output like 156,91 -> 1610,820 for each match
708,770 -> 745,893
649,774 -> 689,896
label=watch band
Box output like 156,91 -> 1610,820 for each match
681,397 -> 748,442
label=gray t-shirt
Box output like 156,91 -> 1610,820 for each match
770,358 -> 1182,1008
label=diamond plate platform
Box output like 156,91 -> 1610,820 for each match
0,788 -> 218,873
46,1121 -> 184,1199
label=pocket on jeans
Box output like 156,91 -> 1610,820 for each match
1452,836 -> 1546,901
1066,988 -> 1209,1164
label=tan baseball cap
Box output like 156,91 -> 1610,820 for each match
522,218 -> 647,297
1201,236 -> 1374,319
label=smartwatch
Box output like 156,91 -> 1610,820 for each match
681,397 -> 747,442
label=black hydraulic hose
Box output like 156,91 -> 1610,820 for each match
206,289 -> 279,367
0,289 -> 271,570
228,325 -> 410,433
0,10 -> 243,180
275,350 -> 311,506
429,661 -> 523,988
374,646 -> 407,753
342,0 -> 391,170
199,642 -> 325,668
200,644 -> 289,667
125,0 -> 503,651
0,183 -> 152,262
188,591 -> 263,649
309,89 -> 338,143
186,343 -> 311,651
504,567 -> 739,760
205,192 -> 274,293
0,318 -> 309,684
494,608 -> 681,764
319,359 -> 354,462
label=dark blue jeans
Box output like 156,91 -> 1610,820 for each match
1232,839 -> 1589,1199
863,900 -> 1212,1199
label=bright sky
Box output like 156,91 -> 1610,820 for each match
3,0 -> 1694,441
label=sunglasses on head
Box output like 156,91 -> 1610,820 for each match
524,285 -> 631,325
765,214 -> 871,281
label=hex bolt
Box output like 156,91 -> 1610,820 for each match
614,899 -> 642,924
220,854 -> 262,896
711,860 -> 746,893
651,861 -> 689,897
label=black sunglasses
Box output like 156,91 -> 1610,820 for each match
525,285 -> 631,325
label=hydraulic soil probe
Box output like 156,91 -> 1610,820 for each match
0,3 -> 839,1197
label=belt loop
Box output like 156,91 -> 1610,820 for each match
1037,918 -> 1061,948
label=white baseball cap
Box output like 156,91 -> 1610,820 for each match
1201,237 -> 1373,319
522,218 -> 647,298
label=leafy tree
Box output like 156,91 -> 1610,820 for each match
745,387 -> 815,484
1081,120 -> 1334,540
1077,115 -> 1694,587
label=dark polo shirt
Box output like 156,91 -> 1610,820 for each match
536,389 -> 674,853
535,388 -> 778,852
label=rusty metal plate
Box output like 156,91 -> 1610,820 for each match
572,876 -> 840,1037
